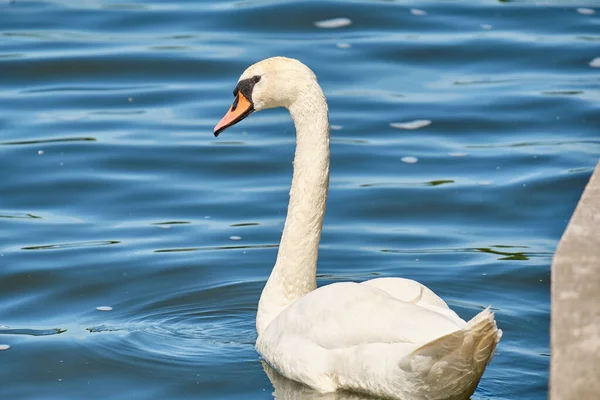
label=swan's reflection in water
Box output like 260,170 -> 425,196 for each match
262,361 -> 472,400
262,361 -> 376,400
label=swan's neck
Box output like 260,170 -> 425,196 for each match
256,85 -> 330,336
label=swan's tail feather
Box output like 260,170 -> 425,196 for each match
399,308 -> 502,399
466,307 -> 502,365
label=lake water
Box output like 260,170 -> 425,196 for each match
1,1 -> 599,399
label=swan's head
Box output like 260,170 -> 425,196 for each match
214,57 -> 318,136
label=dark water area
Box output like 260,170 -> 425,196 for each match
1,0 -> 599,399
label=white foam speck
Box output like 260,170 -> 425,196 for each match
0,344 -> 11,351
401,156 -> 419,164
38,150 -> 44,155
477,180 -> 493,186
390,120 -> 431,130
480,24 -> 492,30
336,43 -> 351,49
449,152 -> 468,157
229,236 -> 242,241
96,306 -> 113,311
330,125 -> 343,130
589,57 -> 600,68
576,8 -> 595,15
314,18 -> 352,29
410,9 -> 427,16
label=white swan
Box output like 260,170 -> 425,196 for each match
214,57 -> 502,400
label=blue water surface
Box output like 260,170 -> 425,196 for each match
1,0 -> 599,399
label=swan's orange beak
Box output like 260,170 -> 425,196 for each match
214,92 -> 254,137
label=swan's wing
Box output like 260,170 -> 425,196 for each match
397,308 -> 502,399
361,277 -> 466,326
261,282 -> 466,351
361,277 -> 449,308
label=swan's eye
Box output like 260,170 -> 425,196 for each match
232,76 -> 260,103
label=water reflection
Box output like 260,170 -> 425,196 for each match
476,246 -> 530,261
541,91 -> 584,96
262,362 -> 471,400
0,213 -> 41,219
359,179 -> 454,188
0,137 -> 96,146
381,245 -> 551,261
21,240 -> 120,251
154,243 -> 278,253
262,361 -> 376,400
152,221 -> 191,226
0,327 -> 66,336
230,222 -> 260,227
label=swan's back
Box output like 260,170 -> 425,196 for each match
262,282 -> 463,350
257,282 -> 500,399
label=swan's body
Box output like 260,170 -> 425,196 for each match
214,57 -> 501,400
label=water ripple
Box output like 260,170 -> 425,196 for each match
0,328 -> 67,336
1,0 -> 596,398
0,137 -> 96,146
21,240 -> 121,251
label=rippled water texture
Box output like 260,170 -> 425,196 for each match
1,0 -> 599,399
